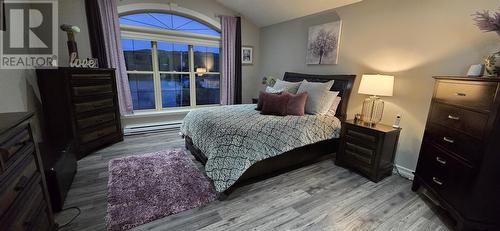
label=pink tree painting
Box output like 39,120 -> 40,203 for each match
306,21 -> 342,64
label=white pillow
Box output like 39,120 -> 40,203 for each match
319,91 -> 340,115
296,80 -> 335,114
326,97 -> 342,116
273,79 -> 303,94
265,86 -> 284,93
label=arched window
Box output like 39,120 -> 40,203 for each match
119,12 -> 221,111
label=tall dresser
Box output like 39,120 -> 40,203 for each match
413,76 -> 500,230
0,112 -> 56,230
37,67 -> 123,159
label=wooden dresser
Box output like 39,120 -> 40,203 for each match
0,112 -> 56,230
413,77 -> 500,230
336,120 -> 401,182
37,67 -> 123,159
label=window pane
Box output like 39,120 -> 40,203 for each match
161,74 -> 190,108
122,39 -> 153,71
196,74 -> 220,105
157,42 -> 189,72
128,74 -> 155,110
194,45 -> 220,72
119,13 -> 220,36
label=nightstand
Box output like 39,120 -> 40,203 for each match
336,120 -> 401,182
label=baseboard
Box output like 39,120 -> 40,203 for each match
393,164 -> 414,180
124,121 -> 182,136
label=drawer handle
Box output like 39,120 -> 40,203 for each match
432,177 -> 444,186
14,176 -> 29,191
455,92 -> 467,97
443,137 -> 455,144
447,115 -> 460,121
435,156 -> 447,165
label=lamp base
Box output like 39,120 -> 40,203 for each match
361,96 -> 384,125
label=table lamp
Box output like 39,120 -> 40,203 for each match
358,74 -> 394,125
196,68 -> 207,76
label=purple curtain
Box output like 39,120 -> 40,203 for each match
85,0 -> 133,114
220,16 -> 242,105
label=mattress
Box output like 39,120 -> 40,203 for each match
180,104 -> 341,192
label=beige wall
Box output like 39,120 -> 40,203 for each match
260,0 -> 500,171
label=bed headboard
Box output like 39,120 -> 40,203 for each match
283,72 -> 356,121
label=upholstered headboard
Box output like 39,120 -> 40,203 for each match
283,72 -> 356,121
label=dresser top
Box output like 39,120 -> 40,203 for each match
0,112 -> 34,134
434,76 -> 500,82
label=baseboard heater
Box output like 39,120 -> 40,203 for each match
124,121 -> 182,136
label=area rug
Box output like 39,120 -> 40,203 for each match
106,149 -> 217,231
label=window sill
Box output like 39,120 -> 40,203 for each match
122,105 -> 221,119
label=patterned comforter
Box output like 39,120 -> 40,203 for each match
180,104 -> 341,192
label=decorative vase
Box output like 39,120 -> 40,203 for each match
485,51 -> 500,77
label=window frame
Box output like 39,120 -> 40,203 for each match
120,15 -> 221,112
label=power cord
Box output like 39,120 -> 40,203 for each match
57,207 -> 81,229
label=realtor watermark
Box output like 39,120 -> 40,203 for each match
1,0 -> 58,69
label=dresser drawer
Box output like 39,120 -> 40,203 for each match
27,202 -> 50,231
417,142 -> 474,211
0,153 -> 37,217
0,172 -> 45,230
74,98 -> 114,114
76,113 -> 116,130
424,123 -> 483,165
429,102 -> 489,139
434,80 -> 498,112
0,127 -> 32,171
79,124 -> 119,144
72,84 -> 113,97
70,73 -> 113,86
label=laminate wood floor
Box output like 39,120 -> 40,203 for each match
58,130 -> 452,231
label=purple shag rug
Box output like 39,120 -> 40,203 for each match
106,149 -> 217,231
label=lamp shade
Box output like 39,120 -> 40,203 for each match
358,74 -> 394,96
196,68 -> 207,76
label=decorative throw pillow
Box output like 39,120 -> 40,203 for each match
261,93 -> 289,116
296,80 -> 335,114
326,97 -> 342,116
265,86 -> 284,94
284,92 -> 308,116
319,91 -> 340,115
273,79 -> 303,94
256,91 -> 282,110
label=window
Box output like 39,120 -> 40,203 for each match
120,13 -> 221,111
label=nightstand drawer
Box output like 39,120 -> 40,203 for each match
429,102 -> 488,139
344,141 -> 374,165
345,127 -> 378,148
425,123 -> 483,165
434,80 -> 497,112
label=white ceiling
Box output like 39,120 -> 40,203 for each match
216,0 -> 363,27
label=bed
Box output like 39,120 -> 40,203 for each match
182,72 -> 356,196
